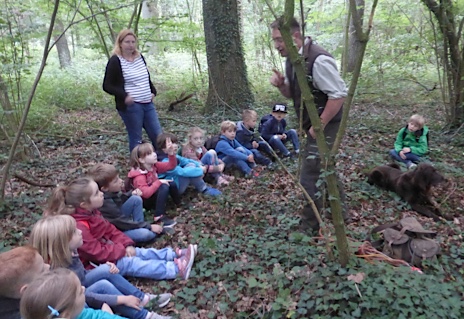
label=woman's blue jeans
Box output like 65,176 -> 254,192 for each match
120,195 -> 156,243
118,102 -> 162,153
116,247 -> 177,280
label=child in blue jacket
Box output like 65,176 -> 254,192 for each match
156,133 -> 221,196
260,103 -> 300,157
216,120 -> 257,178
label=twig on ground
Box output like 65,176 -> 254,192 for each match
13,173 -> 56,187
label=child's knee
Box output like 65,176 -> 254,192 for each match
272,135 -> 280,140
207,149 -> 217,156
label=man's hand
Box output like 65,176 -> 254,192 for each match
252,141 -> 259,149
402,147 -> 411,153
125,246 -> 136,257
399,151 -> 407,160
270,69 -> 285,87
309,127 -> 316,139
282,133 -> 287,140
247,154 -> 255,163
150,224 -> 163,234
105,262 -> 119,274
132,188 -> 142,196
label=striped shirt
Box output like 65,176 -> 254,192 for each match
119,56 -> 153,103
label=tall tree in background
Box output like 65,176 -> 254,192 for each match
421,0 -> 464,128
346,0 -> 364,73
54,19 -> 72,68
202,0 -> 254,113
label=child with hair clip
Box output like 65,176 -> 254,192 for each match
156,133 -> 221,196
20,268 -> 127,319
127,139 -> 180,227
30,215 -> 173,319
181,127 -> 234,186
46,177 -> 197,282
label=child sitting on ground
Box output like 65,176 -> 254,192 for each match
0,246 -> 50,319
236,109 -> 273,167
30,215 -> 172,319
46,177 -> 197,281
127,138 -> 180,227
156,133 -> 222,196
20,268 -> 127,319
181,127 -> 233,186
260,103 -> 300,158
215,121 -> 257,178
89,163 -> 164,244
389,114 -> 429,169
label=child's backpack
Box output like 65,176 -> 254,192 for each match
402,125 -> 429,145
204,134 -> 221,150
366,217 -> 440,267
258,114 -> 273,133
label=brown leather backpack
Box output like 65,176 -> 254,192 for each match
368,217 -> 441,267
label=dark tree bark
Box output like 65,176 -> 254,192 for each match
54,19 -> 72,68
421,0 -> 464,127
202,0 -> 254,113
347,0 -> 364,72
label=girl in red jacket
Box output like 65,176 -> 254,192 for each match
127,139 -> 179,227
47,177 -> 196,281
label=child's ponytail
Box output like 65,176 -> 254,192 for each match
46,178 -> 94,216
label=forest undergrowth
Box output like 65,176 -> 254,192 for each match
0,100 -> 463,318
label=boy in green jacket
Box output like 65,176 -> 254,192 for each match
389,114 -> 429,169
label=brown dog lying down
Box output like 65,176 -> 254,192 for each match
367,163 -> 450,221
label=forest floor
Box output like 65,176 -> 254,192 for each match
0,101 -> 463,318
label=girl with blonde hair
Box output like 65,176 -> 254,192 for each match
182,127 -> 233,186
30,215 -> 172,319
20,268 -> 127,319
103,29 -> 162,153
45,177 -> 196,283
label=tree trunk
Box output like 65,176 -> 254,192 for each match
0,74 -> 18,141
347,0 -> 364,72
421,0 -> 464,127
202,0 -> 254,113
54,19 -> 72,68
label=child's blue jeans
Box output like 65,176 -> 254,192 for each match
85,279 -> 148,319
221,147 -> 255,175
120,195 -> 156,243
201,150 -> 221,180
83,263 -> 148,319
178,176 -> 207,194
116,247 -> 177,280
389,149 -> 421,165
267,129 -> 300,156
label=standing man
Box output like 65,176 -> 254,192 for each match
269,17 -> 350,233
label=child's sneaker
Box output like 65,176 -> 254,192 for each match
175,244 -> 195,280
145,312 -> 172,319
202,187 -> 222,196
141,293 -> 172,308
154,215 -> 177,228
217,175 -> 229,186
245,170 -> 260,179
407,162 -> 417,170
176,244 -> 198,258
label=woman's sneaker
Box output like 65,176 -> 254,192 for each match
174,244 -> 195,280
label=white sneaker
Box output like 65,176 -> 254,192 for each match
144,293 -> 172,308
408,163 -> 417,169
146,312 -> 172,319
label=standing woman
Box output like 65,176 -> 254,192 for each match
103,29 -> 162,153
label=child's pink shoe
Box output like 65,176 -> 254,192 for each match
176,244 -> 198,257
217,176 -> 229,186
174,244 -> 195,280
